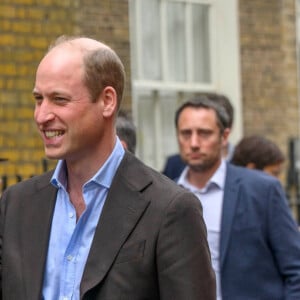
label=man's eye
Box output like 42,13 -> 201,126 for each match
181,131 -> 191,138
201,132 -> 210,136
199,131 -> 211,138
54,97 -> 68,103
33,95 -> 43,103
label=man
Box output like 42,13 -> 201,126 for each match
0,36 -> 215,299
162,93 -> 234,180
176,95 -> 300,299
116,109 -> 136,154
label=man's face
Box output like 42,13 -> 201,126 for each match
177,106 -> 229,173
33,46 -> 105,163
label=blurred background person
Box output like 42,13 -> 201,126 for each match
116,109 -> 137,154
175,95 -> 300,299
161,153 -> 186,180
231,135 -> 285,178
162,93 -> 234,180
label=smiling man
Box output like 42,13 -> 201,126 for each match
0,36 -> 215,300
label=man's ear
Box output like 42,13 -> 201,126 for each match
100,86 -> 117,118
222,128 -> 231,146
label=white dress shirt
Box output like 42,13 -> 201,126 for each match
177,160 -> 226,300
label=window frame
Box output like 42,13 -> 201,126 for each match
129,0 -> 242,170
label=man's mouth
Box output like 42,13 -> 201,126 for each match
44,130 -> 64,138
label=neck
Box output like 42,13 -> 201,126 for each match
66,135 -> 116,188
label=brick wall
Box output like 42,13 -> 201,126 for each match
1,0 -> 298,190
76,0 -> 131,110
239,0 -> 299,183
0,0 -> 131,188
239,0 -> 299,184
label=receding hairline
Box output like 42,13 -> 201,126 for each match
48,36 -> 112,55
43,35 -> 125,105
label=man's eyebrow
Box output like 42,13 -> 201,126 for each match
179,128 -> 191,132
197,128 -> 213,132
32,90 -> 41,96
32,91 -> 66,97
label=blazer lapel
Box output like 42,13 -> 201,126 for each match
20,173 -> 57,299
80,153 -> 151,297
219,164 -> 241,268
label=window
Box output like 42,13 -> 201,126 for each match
129,0 -> 241,171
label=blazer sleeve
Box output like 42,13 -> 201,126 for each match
156,189 -> 216,300
267,180 -> 300,298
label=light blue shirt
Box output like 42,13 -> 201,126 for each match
42,138 -> 125,300
177,160 -> 226,300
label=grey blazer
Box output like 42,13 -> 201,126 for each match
0,152 -> 216,300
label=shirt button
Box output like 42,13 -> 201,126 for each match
67,255 -> 73,261
69,212 -> 74,218
63,297 -> 68,300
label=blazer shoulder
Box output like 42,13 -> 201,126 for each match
2,170 -> 55,198
225,163 -> 286,208
117,152 -> 172,187
227,163 -> 279,186
117,152 -> 199,206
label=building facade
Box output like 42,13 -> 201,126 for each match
0,0 -> 131,188
0,0 -> 299,209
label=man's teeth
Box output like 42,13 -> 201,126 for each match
45,131 -> 63,138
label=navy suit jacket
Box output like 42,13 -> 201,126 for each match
221,163 -> 300,299
162,154 -> 186,180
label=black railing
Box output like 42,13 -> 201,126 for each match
286,138 -> 300,224
0,158 -> 51,193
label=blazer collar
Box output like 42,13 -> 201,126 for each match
219,163 -> 242,267
20,171 -> 58,299
80,152 -> 152,297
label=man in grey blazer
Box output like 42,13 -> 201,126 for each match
176,95 -> 300,299
0,36 -> 216,299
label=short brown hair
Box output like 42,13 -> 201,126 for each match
231,135 -> 285,169
48,35 -> 125,109
175,95 -> 230,134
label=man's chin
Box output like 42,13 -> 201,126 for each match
189,162 -> 208,172
44,149 -> 63,160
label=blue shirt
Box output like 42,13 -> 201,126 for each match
42,138 -> 125,300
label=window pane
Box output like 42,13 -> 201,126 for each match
192,4 -> 211,82
129,0 -> 138,79
135,91 -> 157,165
139,0 -> 161,80
166,2 -> 186,81
135,90 -> 196,170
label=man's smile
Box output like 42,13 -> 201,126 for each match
44,130 -> 64,138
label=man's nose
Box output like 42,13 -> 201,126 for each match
190,132 -> 200,148
34,100 -> 55,124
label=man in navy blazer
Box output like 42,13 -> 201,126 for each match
176,95 -> 300,299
